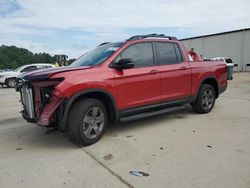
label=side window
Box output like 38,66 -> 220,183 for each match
37,65 -> 49,69
157,42 -> 178,65
36,65 -> 43,69
120,43 -> 154,68
21,66 -> 37,73
174,44 -> 183,63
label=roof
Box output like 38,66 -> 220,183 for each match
180,28 -> 250,41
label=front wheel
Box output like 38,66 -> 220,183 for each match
191,84 -> 216,114
6,78 -> 17,88
68,98 -> 108,146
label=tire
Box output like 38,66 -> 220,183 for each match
68,98 -> 108,146
6,78 -> 17,88
191,84 -> 216,114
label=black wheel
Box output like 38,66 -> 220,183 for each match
6,78 -> 17,88
68,98 -> 108,146
191,84 -> 216,114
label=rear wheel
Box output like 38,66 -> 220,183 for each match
68,98 -> 107,146
191,84 -> 216,114
6,78 -> 17,88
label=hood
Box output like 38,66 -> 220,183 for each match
0,70 -> 15,75
0,70 -> 18,77
19,66 -> 92,81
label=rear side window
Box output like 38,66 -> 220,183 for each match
174,44 -> 183,63
120,43 -> 154,68
156,42 -> 178,65
37,65 -> 47,69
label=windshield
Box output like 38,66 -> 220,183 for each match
15,65 -> 26,72
70,42 -> 124,67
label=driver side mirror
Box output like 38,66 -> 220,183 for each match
111,58 -> 135,70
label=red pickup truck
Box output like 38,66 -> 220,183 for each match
17,34 -> 229,145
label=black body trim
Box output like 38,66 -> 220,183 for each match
120,106 -> 185,123
60,89 -> 119,131
198,76 -> 219,98
60,92 -> 196,131
119,97 -> 196,118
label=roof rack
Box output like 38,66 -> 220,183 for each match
127,34 -> 178,41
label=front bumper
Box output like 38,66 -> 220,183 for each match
17,80 -> 65,126
0,76 -> 6,84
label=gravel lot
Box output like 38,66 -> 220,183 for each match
0,73 -> 250,188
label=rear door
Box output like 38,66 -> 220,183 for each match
112,42 -> 161,110
155,42 -> 192,102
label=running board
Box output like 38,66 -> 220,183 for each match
119,105 -> 185,123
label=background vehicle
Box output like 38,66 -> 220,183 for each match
212,57 -> 235,66
17,34 -> 229,146
0,63 -> 55,87
0,69 -> 13,72
203,58 -> 212,61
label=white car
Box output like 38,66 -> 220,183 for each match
0,63 -> 55,88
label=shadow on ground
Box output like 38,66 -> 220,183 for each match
1,104 -> 197,150
106,104 -> 195,133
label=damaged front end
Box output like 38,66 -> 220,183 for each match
16,78 -> 65,127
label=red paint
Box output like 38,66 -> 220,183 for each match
23,38 -> 228,126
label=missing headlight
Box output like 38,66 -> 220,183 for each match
40,86 -> 54,106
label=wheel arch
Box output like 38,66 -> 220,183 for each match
5,76 -> 17,82
61,89 -> 119,130
5,77 -> 17,87
199,77 -> 219,98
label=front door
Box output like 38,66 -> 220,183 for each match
112,42 -> 161,110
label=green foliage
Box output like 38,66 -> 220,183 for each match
0,45 -> 55,69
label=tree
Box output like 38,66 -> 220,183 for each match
0,45 -> 56,69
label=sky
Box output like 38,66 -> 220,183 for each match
0,0 -> 250,59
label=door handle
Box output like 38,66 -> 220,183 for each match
180,67 -> 187,70
149,70 -> 159,74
